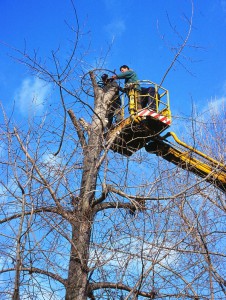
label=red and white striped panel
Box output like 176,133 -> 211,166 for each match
138,108 -> 171,125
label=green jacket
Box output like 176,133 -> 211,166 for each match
116,69 -> 141,91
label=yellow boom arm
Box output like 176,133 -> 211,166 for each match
145,132 -> 226,192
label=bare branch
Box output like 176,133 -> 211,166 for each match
68,109 -> 87,148
0,266 -> 66,286
88,282 -> 157,299
159,0 -> 194,87
13,128 -> 64,211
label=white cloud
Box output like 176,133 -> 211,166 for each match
223,80 -> 226,94
15,77 -> 51,116
201,96 -> 226,116
42,153 -> 62,170
103,0 -> 123,11
89,237 -> 178,276
221,0 -> 226,13
104,19 -> 126,38
0,142 -> 5,160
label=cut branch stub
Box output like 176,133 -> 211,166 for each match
81,69 -> 117,97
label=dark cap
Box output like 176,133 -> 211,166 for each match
101,73 -> 108,81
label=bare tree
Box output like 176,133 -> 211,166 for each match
0,2 -> 225,300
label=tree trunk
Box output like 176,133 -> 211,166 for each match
65,135 -> 100,299
65,215 -> 93,300
65,81 -> 118,299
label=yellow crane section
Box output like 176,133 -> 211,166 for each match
145,132 -> 226,192
105,81 -> 171,156
106,80 -> 225,192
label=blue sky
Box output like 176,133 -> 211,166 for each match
0,0 -> 226,130
0,2 -> 225,297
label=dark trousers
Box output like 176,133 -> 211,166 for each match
107,98 -> 122,127
141,87 -> 159,110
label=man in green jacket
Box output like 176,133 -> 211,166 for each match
112,65 -> 142,110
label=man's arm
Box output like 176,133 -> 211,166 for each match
113,70 -> 134,80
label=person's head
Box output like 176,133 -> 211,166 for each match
120,65 -> 129,72
101,73 -> 108,82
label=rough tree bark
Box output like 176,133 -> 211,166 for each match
65,71 -> 118,299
